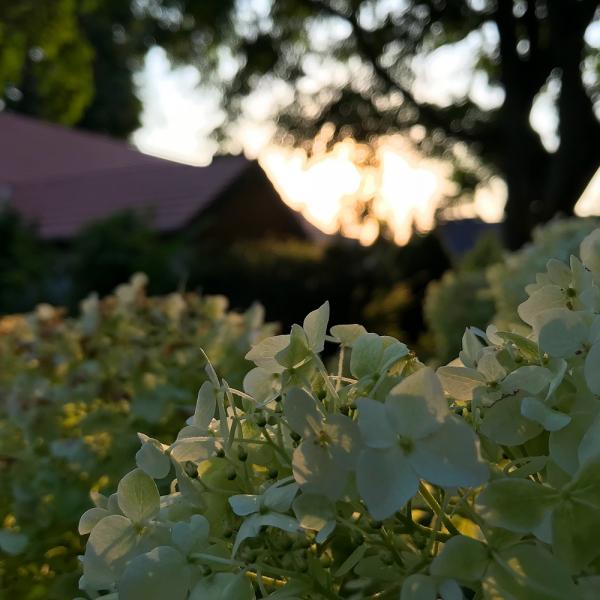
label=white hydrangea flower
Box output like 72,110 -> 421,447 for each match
283,387 -> 361,500
356,368 -> 488,519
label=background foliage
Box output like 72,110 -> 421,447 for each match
0,275 -> 271,598
75,225 -> 600,599
2,1 -> 599,245
425,217 -> 600,363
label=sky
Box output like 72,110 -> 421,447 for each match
132,21 -> 600,244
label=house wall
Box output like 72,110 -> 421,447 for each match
186,162 -> 308,243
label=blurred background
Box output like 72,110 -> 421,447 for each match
1,4 -> 600,595
1,0 -> 600,356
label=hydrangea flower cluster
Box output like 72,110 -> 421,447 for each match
425,217 -> 599,362
0,274 -> 271,597
78,230 -> 600,599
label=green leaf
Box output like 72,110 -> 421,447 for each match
330,324 -> 368,347
549,413 -> 592,475
350,333 -> 384,378
430,535 -> 489,582
334,544 -> 367,577
264,580 -> 311,599
117,469 -> 160,524
552,498 -> 600,572
190,572 -> 255,600
400,574 -> 437,600
484,543 -> 579,600
303,301 -> 329,352
119,546 -> 190,600
476,479 -> 559,532
578,412 -> 600,465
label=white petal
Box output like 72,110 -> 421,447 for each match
292,441 -> 349,500
357,447 -> 418,520
356,398 -> 395,448
264,480 -> 299,513
172,515 -> 210,555
585,341 -> 600,394
228,495 -> 260,517
520,397 -> 571,432
535,308 -> 588,358
411,417 -> 488,488
578,412 -> 600,466
117,469 -> 160,524
386,367 -> 448,439
245,335 -> 290,373
118,546 -> 190,600
283,387 -> 322,437
83,515 -> 138,589
303,301 -> 329,352
518,285 -> 566,326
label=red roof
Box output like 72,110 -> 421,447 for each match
0,112 -> 256,239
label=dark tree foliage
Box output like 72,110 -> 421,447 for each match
2,1 -> 598,245
0,209 -> 52,313
0,0 -> 147,138
152,0 -> 600,248
188,232 -> 450,351
68,212 -> 180,303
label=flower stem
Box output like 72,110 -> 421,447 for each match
418,483 -> 460,537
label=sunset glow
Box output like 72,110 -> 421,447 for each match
260,138 -> 490,245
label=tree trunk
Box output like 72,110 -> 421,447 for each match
499,0 -> 600,249
540,1 -> 600,221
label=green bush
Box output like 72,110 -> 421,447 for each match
488,217 -> 599,329
75,226 -> 600,599
425,218 -> 599,361
0,274 -> 273,598
0,208 -> 54,314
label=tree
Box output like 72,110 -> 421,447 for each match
0,0 -> 146,138
157,0 -> 600,248
0,209 -> 51,314
2,1 -> 598,247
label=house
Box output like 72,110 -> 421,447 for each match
0,111 -> 316,243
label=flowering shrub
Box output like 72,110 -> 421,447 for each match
488,217 -> 599,329
425,218 -> 599,361
77,230 -> 600,599
424,269 -> 495,363
0,274 -> 272,598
